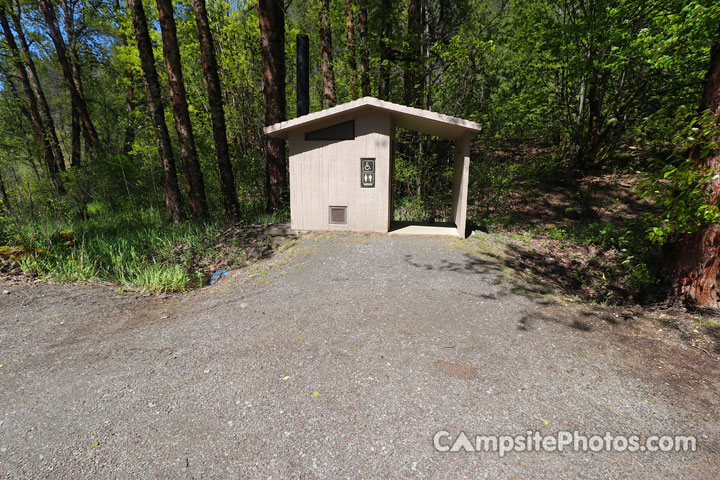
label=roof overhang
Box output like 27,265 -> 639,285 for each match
264,97 -> 482,139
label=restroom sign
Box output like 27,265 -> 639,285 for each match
361,158 -> 375,188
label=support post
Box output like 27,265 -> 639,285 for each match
450,134 -> 471,237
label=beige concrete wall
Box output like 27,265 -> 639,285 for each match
450,135 -> 471,237
388,120 -> 396,227
289,110 -> 392,233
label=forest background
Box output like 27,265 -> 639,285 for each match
0,0 -> 719,314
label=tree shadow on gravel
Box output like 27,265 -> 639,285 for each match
402,240 -> 720,354
403,252 -> 502,276
403,249 -> 554,302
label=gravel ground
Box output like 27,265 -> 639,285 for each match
0,233 -> 718,479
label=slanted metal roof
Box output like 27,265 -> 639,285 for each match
264,97 -> 482,139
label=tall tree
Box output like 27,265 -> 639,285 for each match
378,0 -> 392,99
129,0 -> 185,223
258,0 -> 287,211
59,0 -> 86,163
9,5 -> 65,172
192,0 -> 241,220
0,168 -> 9,209
37,0 -> 99,152
345,0 -> 357,99
113,0 -> 136,159
666,28 -> 720,307
155,0 -> 209,220
0,5 -> 63,193
319,0 -> 336,108
403,0 -> 423,107
121,82 -> 136,158
357,0 -> 370,97
68,92 -> 81,165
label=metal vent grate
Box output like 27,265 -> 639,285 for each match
329,206 -> 347,225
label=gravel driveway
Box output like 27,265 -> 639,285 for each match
1,233 -> 718,478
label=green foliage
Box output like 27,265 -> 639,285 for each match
467,0 -> 718,165
392,130 -> 455,221
469,145 -> 564,225
393,196 -> 430,222
543,219 -> 659,296
0,0 -> 718,301
625,259 -> 653,292
638,108 -> 720,244
6,210 -> 254,292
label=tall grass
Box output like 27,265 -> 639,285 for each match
3,208 -> 287,292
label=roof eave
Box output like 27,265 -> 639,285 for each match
263,97 -> 482,138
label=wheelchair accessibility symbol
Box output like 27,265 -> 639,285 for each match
361,158 -> 375,188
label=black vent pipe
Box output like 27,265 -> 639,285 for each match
296,34 -> 309,117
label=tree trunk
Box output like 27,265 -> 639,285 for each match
345,0 -> 357,99
587,72 -> 604,157
0,6 -> 63,194
192,0 -> 241,220
10,7 -> 65,172
378,0 -> 392,99
38,0 -> 99,151
129,0 -> 185,223
357,0 -> 370,97
258,0 -> 287,211
572,78 -> 587,167
70,103 -> 81,167
114,0 -> 136,160
60,0 -> 91,158
319,0 -> 337,108
403,0 -> 423,107
122,82 -> 136,158
155,0 -> 209,220
666,28 -> 720,307
0,168 -> 9,210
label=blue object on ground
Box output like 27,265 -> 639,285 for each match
209,269 -> 229,285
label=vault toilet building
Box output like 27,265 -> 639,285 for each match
264,96 -> 482,237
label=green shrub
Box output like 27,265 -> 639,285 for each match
638,107 -> 720,245
5,209 -> 264,293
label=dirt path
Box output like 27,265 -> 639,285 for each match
1,233 -> 718,478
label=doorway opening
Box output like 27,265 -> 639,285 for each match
389,128 -> 457,235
